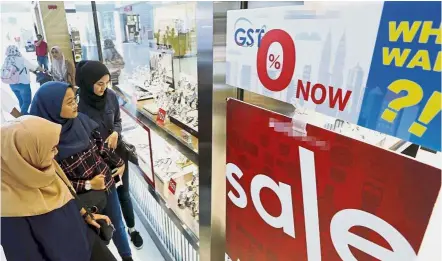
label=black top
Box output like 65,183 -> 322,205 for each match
78,89 -> 122,142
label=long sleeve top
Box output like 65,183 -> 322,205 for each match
57,129 -> 124,194
78,89 -> 122,143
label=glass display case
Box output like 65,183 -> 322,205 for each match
95,2 -> 200,260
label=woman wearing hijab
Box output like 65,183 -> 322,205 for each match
1,116 -> 116,261
50,46 -> 75,85
103,39 -> 125,86
1,45 -> 41,114
29,81 -> 134,261
76,60 -> 144,249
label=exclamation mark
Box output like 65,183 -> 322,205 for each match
409,91 -> 442,137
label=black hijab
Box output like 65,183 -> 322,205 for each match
76,60 -> 110,111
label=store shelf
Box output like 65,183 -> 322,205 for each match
137,99 -> 198,150
119,91 -> 200,237
113,85 -> 199,165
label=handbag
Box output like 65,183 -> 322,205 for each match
77,190 -> 108,214
118,138 -> 139,166
55,171 -> 115,244
35,71 -> 53,85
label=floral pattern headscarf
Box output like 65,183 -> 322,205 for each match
2,45 -> 23,73
5,45 -> 22,57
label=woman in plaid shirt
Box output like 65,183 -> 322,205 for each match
30,81 -> 134,261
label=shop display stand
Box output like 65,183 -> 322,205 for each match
119,107 -> 156,187
170,116 -> 198,137
111,14 -> 200,258
116,89 -> 198,162
115,81 -> 200,257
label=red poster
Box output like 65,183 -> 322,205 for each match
157,108 -> 167,125
226,99 -> 441,261
168,178 -> 177,195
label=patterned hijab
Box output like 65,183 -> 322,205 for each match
5,45 -> 21,57
2,45 -> 23,72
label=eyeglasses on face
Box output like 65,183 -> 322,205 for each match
75,93 -> 80,104
67,95 -> 79,107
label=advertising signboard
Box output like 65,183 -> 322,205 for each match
225,99 -> 441,261
226,1 -> 441,151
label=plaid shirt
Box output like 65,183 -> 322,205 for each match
58,130 -> 123,193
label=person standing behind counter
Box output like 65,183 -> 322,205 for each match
76,60 -> 144,250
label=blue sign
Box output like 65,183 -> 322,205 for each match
358,1 -> 441,151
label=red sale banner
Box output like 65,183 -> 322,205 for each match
225,99 -> 441,261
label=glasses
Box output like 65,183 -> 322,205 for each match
67,93 -> 80,107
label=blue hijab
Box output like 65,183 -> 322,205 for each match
30,81 -> 99,161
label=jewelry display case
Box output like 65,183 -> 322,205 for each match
93,2 -> 202,260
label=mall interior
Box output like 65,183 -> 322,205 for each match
0,1 -> 441,261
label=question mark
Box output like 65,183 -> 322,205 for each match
381,79 -> 423,123
409,91 -> 442,137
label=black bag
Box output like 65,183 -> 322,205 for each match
93,219 -> 114,245
77,190 -> 107,214
55,171 -> 115,244
118,138 -> 139,166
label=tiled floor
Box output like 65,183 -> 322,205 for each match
108,213 -> 165,261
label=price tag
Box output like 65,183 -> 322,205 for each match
168,178 -> 177,195
157,108 -> 167,125
181,129 -> 192,144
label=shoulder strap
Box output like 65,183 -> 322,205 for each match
55,170 -> 78,199
55,171 -> 94,219
18,67 -> 27,75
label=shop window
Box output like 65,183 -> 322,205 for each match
95,1 -> 200,241
65,1 -> 99,62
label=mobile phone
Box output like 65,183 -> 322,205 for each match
112,168 -> 121,183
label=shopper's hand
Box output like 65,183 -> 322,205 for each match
85,213 -> 111,229
105,131 -> 119,150
90,174 -> 106,190
113,164 -> 125,177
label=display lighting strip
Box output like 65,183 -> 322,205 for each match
130,167 -> 199,261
